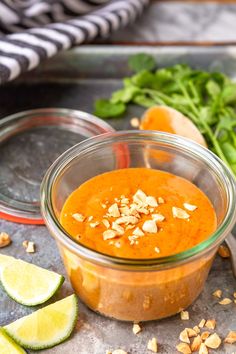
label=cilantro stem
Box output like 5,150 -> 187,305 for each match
178,80 -> 229,165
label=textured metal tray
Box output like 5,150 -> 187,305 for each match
0,45 -> 236,354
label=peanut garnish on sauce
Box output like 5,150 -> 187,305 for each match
142,220 -> 158,234
172,207 -> 190,220
72,213 -> 85,222
183,203 -> 197,211
103,230 -> 117,240
60,168 -> 216,259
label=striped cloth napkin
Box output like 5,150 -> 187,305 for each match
0,0 -> 148,84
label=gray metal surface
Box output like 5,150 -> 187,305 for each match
0,46 -> 236,354
110,2 -> 236,43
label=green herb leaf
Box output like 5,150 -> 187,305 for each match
206,80 -> 221,98
111,86 -> 140,104
94,99 -> 126,119
221,83 -> 236,104
131,70 -> 156,88
128,53 -> 156,73
133,94 -> 157,108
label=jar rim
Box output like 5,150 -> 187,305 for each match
41,131 -> 236,270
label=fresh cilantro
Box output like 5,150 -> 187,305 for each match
94,99 -> 126,119
94,54 -> 236,176
128,53 -> 156,73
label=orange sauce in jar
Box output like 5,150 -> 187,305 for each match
59,168 -> 217,321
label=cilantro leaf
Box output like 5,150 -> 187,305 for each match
111,86 -> 140,104
221,83 -> 236,104
206,80 -> 221,98
128,53 -> 156,73
94,99 -> 126,119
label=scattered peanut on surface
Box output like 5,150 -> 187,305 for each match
0,232 -> 11,248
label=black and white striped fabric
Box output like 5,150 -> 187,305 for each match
0,0 -> 149,84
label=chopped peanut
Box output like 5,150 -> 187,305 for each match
224,331 -> 236,344
103,230 -> 117,240
205,319 -> 216,330
204,333 -> 221,349
152,214 -> 165,222
176,342 -> 191,354
172,207 -> 190,220
90,222 -> 99,228
132,323 -> 141,335
133,227 -> 144,237
130,117 -> 140,128
193,326 -> 200,334
180,310 -> 189,320
72,213 -> 85,222
133,189 -> 147,204
102,219 -> 110,228
142,220 -> 157,233
26,241 -> 35,253
212,289 -> 222,298
112,350 -> 127,354
219,298 -> 232,305
108,203 -> 120,218
198,319 -> 206,328
186,328 -> 197,338
147,337 -> 158,353
191,335 -> 202,352
0,232 -> 11,248
201,332 -> 210,341
183,203 -> 197,211
112,222 -> 125,235
146,196 -> 158,207
116,216 -> 139,225
199,343 -> 208,354
22,240 -> 28,248
158,197 -> 164,204
179,329 -> 190,344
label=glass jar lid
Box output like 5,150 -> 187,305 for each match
0,108 -> 114,224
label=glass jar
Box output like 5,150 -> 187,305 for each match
41,131 -> 236,321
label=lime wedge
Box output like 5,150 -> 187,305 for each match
1,259 -> 64,306
5,295 -> 78,350
0,254 -> 15,275
0,328 -> 26,354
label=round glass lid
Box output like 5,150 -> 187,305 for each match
0,108 -> 114,224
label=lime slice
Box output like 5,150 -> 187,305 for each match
1,259 -> 64,306
0,254 -> 15,275
0,328 -> 26,354
5,295 -> 78,350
